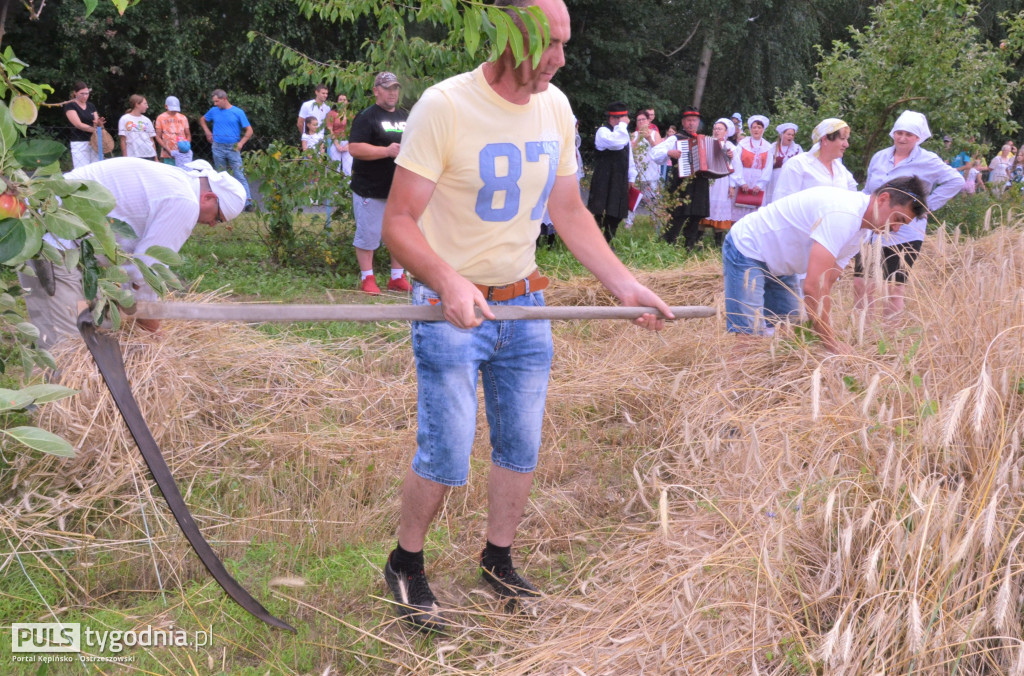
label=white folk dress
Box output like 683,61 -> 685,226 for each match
730,136 -> 773,220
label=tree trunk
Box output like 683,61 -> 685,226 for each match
692,34 -> 713,110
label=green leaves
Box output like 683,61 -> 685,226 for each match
12,139 -> 65,170
144,245 -> 183,266
3,426 -> 75,457
63,181 -> 117,224
0,218 -> 26,263
464,7 -> 482,56
777,0 -> 1019,174
19,384 -> 78,404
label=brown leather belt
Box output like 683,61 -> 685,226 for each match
473,270 -> 549,302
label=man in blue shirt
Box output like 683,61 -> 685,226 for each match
199,89 -> 254,211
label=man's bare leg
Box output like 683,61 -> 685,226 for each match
396,468 -> 448,552
480,465 -> 540,599
853,276 -> 869,311
886,282 -> 906,318
486,465 -> 534,547
355,247 -> 376,275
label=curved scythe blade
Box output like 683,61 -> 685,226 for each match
76,311 -> 296,632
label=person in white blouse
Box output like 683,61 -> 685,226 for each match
701,117 -> 740,242
20,158 -> 247,349
765,122 -> 802,203
988,142 -> 1014,196
626,109 -> 662,228
853,110 -> 964,317
772,118 -> 858,202
730,114 -> 773,221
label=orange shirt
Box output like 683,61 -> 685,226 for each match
155,111 -> 191,157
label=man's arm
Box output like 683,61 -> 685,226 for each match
803,242 -> 851,354
348,142 -> 400,161
155,119 -> 173,155
648,137 -> 679,166
296,117 -> 306,135
237,125 -> 253,151
547,174 -> 672,330
381,166 -> 495,329
199,115 -> 213,142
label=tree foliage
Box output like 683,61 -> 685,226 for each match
251,0 -> 550,107
774,0 -> 1019,177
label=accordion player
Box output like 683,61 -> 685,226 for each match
674,133 -> 733,179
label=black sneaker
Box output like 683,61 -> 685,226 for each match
384,557 -> 446,632
480,561 -> 541,599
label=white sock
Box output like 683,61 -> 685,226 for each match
391,268 -> 404,280
360,270 -> 374,280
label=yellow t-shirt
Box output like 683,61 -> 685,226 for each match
396,64 -> 577,286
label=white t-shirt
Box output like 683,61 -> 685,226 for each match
301,131 -> 324,151
729,187 -> 870,276
118,113 -> 157,158
396,64 -> 576,285
298,100 -> 331,126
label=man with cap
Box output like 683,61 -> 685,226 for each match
199,89 -> 254,211
155,96 -> 193,167
348,71 -> 411,295
650,108 -> 712,249
19,157 -> 246,349
587,102 -> 637,243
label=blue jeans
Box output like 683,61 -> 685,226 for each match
410,281 -> 553,486
723,233 -> 801,335
211,142 -> 251,202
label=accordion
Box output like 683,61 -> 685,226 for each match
675,134 -> 733,179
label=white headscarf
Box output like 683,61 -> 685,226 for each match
776,122 -> 798,136
715,118 -> 736,138
889,110 -> 931,145
810,118 -> 850,157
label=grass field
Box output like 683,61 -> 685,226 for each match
2,191 -> 1024,674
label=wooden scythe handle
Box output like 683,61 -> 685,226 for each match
133,302 -> 715,323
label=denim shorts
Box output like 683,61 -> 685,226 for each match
410,281 -> 553,486
722,233 -> 801,335
352,192 -> 387,250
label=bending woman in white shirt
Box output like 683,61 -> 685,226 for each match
772,118 -> 857,202
853,110 -> 964,317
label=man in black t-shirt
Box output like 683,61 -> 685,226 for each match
348,71 -> 410,295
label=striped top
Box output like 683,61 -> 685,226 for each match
62,158 -> 201,299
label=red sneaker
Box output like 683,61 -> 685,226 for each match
387,274 -> 413,293
360,276 -> 382,295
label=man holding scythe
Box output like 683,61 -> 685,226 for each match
380,0 -> 673,632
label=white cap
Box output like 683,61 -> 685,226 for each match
183,159 -> 246,221
165,96 -> 181,112
715,118 -> 736,138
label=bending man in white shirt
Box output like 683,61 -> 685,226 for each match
722,176 -> 927,354
21,157 -> 246,349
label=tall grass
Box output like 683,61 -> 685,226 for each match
2,207 -> 1024,673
